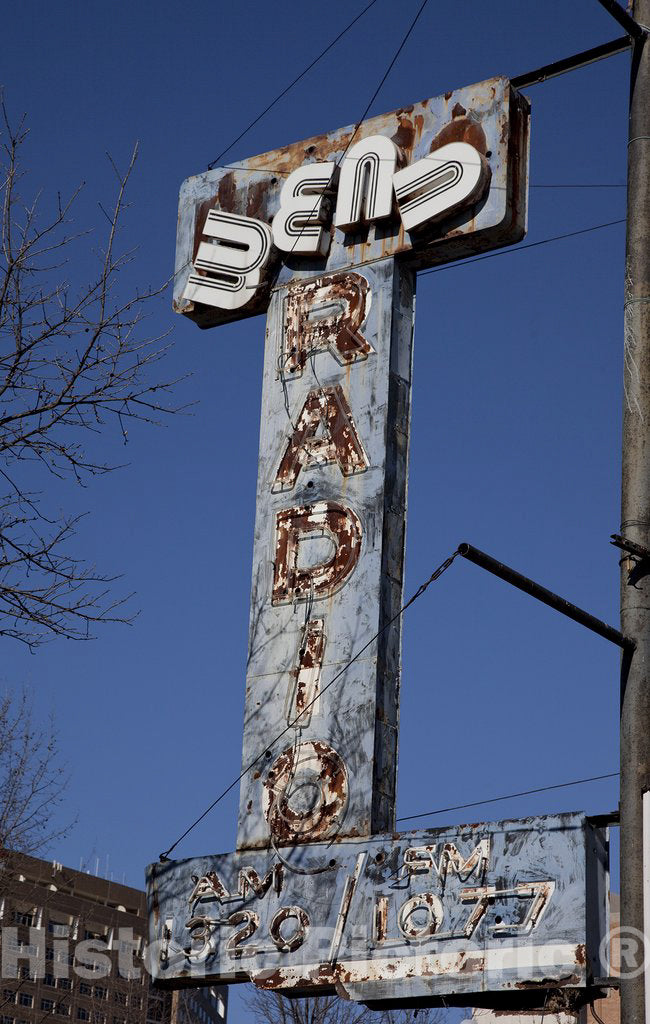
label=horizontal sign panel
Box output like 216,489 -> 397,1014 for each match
173,76 -> 530,329
147,813 -> 607,1006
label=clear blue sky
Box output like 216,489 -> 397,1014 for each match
2,1 -> 630,1019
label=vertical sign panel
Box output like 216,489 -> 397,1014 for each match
237,259 -> 415,851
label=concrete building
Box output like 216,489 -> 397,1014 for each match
0,852 -> 226,1024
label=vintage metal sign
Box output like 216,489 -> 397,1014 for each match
147,73 -> 605,1006
173,77 -> 529,327
148,814 -> 608,1005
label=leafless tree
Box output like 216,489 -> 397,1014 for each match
246,987 -> 445,1024
0,686 -> 70,855
0,102 -> 185,649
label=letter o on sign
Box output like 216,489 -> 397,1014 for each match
398,893 -> 444,940
263,740 -> 348,842
269,906 -> 310,953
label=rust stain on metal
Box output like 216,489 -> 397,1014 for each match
430,107 -> 488,156
372,895 -> 389,944
515,974 -> 581,990
217,171 -> 237,210
246,179 -> 269,221
391,111 -> 416,152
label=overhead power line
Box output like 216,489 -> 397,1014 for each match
206,0 -> 381,170
346,0 -> 430,138
275,0 -> 432,283
397,772 -> 620,823
420,218 -> 626,277
159,547 -> 459,861
530,183 -> 625,188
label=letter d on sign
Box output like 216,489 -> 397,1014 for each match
272,501 -> 362,604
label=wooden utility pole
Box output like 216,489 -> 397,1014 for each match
620,3 -> 650,1024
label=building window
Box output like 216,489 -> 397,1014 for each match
44,975 -> 56,988
48,921 -> 69,938
1,1015 -> 14,1024
113,994 -> 127,1007
56,1004 -> 70,1017
45,948 -> 54,961
113,1017 -> 126,1024
57,979 -> 71,991
115,937 -> 140,955
17,969 -> 31,982
130,997 -> 140,1011
92,1014 -> 105,1024
77,1010 -> 89,1022
41,1000 -> 55,1012
78,984 -> 92,997
93,989 -> 107,1002
17,995 -> 32,1009
2,992 -> 15,1005
12,911 -> 34,927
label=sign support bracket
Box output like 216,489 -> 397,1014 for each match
458,541 -> 634,650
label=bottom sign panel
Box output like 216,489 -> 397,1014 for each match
147,813 -> 608,1006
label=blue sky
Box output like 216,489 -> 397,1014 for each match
1,0 -> 631,1018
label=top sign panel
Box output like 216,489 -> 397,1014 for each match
174,77 -> 530,329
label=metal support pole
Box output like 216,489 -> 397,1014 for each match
621,4 -> 650,1024
596,0 -> 647,41
511,36 -> 631,90
458,542 -> 632,650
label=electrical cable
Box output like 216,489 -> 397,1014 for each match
159,548 -> 459,861
591,1000 -> 609,1024
419,218 -> 626,277
343,0 -> 431,150
278,0 -> 433,256
530,183 -> 625,188
206,0 -> 381,170
396,771 -> 620,823
272,0 -> 432,427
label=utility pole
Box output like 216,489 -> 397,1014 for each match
620,2 -> 650,1024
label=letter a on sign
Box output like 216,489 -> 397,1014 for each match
272,386 -> 369,492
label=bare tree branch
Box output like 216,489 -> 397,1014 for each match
0,687 -> 72,854
0,105 -> 189,648
245,988 -> 446,1024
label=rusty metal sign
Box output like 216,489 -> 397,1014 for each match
172,77 -> 529,328
147,72 -> 604,1007
148,814 -> 609,1006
